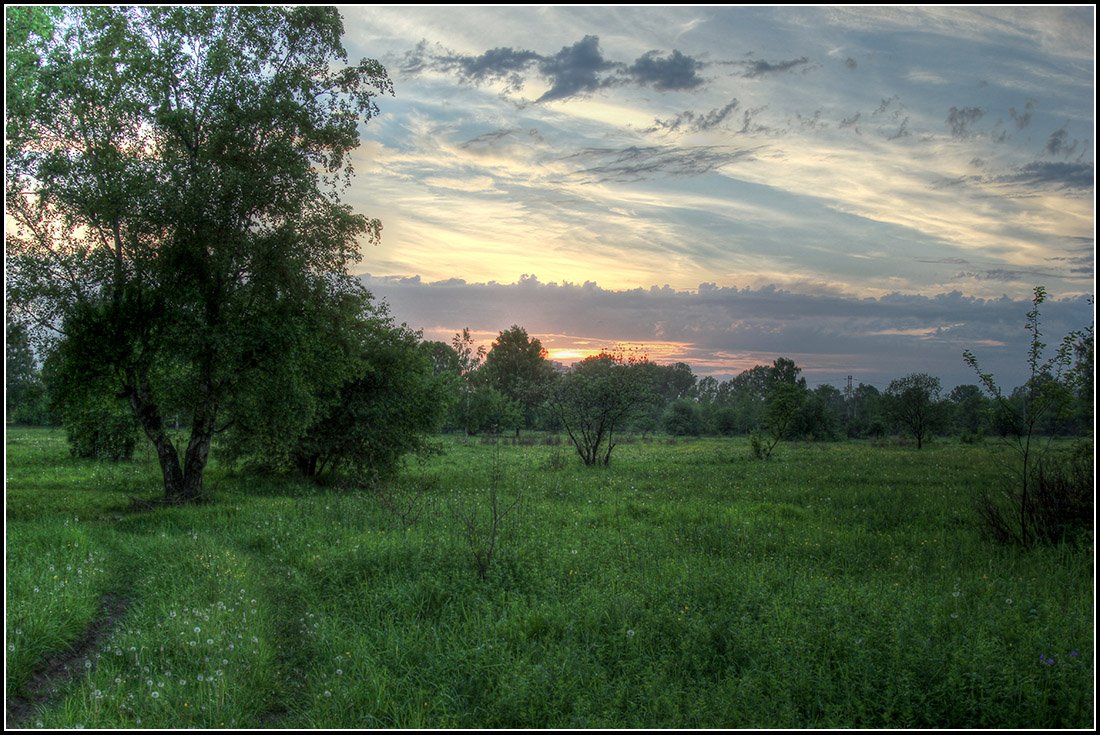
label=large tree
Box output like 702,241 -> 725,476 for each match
6,7 -> 393,503
481,325 -> 555,436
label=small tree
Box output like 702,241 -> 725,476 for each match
286,308 -> 449,480
964,286 -> 1093,545
947,384 -> 990,440
451,328 -> 486,443
750,382 -> 807,459
663,398 -> 703,436
6,321 -> 50,424
883,373 -> 946,449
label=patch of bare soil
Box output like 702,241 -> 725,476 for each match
5,593 -> 131,729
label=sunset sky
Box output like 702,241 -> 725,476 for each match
337,5 -> 1094,390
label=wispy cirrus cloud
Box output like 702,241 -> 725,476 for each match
739,55 -> 811,78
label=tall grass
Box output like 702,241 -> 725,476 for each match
5,428 -> 1093,728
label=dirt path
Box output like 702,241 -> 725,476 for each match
5,593 -> 131,729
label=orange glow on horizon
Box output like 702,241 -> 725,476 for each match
545,347 -> 604,364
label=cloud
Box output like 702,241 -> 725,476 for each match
941,162 -> 1095,194
534,35 -> 618,102
946,106 -> 986,138
990,162 -> 1094,191
645,98 -> 740,134
1009,99 -> 1035,130
622,49 -> 705,91
361,274 -> 1095,388
447,46 -> 541,92
741,56 -> 810,78
1045,124 -> 1080,158
559,144 -> 755,183
400,35 -> 707,103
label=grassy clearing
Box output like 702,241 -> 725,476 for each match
5,427 -> 1093,728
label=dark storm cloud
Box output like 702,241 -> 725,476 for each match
534,35 -> 619,102
401,35 -> 707,103
622,49 -> 705,91
456,47 -> 541,81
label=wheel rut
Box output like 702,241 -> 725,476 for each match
5,593 -> 131,729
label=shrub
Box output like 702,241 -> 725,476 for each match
662,398 -> 702,436
964,286 -> 1094,546
976,440 -> 1093,547
64,396 -> 138,461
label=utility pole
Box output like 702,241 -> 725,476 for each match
846,374 -> 853,435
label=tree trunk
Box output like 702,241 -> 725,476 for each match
125,364 -> 210,504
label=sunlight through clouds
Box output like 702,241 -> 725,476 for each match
339,5 -> 1093,387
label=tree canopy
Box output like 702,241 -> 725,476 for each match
482,325 -> 556,435
549,352 -> 652,466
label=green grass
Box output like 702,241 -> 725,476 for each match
5,427 -> 1094,728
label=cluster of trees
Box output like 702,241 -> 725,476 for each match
8,304 -> 1094,473
405,329 -> 1094,449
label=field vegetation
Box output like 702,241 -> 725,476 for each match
5,7 -> 1093,729
6,426 -> 1093,728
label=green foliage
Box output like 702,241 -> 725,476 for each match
62,395 -> 138,462
964,286 -> 1095,546
481,325 -> 556,434
6,428 -> 1093,728
549,352 -> 653,466
750,383 -> 807,460
883,373 -> 946,449
748,360 -> 808,459
711,406 -> 739,436
6,321 -> 50,424
6,7 -> 392,503
662,398 -> 703,436
449,328 -> 488,440
295,323 -> 448,480
791,385 -> 842,441
223,294 -> 448,480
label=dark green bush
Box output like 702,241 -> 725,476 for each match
64,397 -> 138,461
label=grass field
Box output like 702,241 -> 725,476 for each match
5,426 -> 1094,728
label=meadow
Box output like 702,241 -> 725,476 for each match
5,426 -> 1093,728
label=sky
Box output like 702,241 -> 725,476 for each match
335,5 -> 1094,391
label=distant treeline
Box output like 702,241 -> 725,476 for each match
418,324 -> 1093,444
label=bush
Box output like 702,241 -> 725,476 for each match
712,406 -> 739,436
64,397 -> 138,461
964,286 -> 1094,546
662,398 -> 702,436
976,440 -> 1093,547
